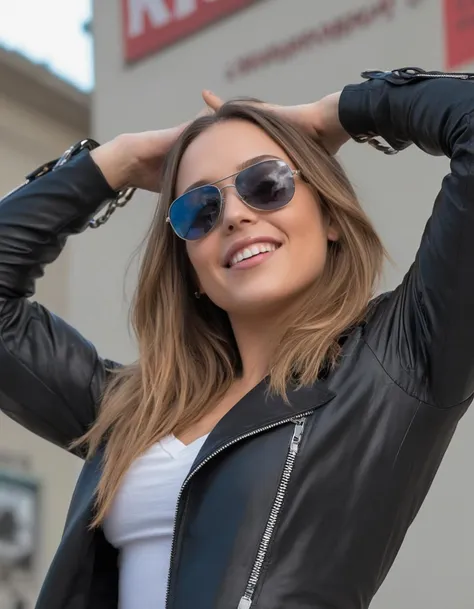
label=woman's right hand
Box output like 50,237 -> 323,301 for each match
91,105 -> 214,193
90,125 -> 188,193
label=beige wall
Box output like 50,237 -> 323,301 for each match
77,0 -> 474,607
0,51 -> 88,606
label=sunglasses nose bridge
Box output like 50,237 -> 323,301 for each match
219,182 -> 248,210
219,182 -> 243,206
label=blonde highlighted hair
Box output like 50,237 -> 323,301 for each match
75,102 -> 385,526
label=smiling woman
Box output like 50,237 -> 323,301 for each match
81,104 -> 384,501
177,116 -> 370,319
1,67 -> 474,609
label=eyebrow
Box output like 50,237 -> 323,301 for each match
183,154 -> 278,194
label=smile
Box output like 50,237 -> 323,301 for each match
228,242 -> 281,269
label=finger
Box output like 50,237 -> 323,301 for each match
145,123 -> 188,149
159,124 -> 187,144
202,90 -> 224,110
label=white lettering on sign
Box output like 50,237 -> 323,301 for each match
127,0 -> 224,37
174,0 -> 198,19
128,0 -> 171,36
124,0 -> 256,62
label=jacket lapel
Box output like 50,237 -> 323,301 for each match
37,452 -> 104,609
191,380 -> 336,475
59,382 -> 336,529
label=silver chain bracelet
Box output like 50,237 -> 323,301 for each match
353,134 -> 399,155
9,138 -> 137,229
88,185 -> 136,228
53,139 -> 137,229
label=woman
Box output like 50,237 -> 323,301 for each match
0,66 -> 473,609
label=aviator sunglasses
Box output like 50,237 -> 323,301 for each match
166,158 -> 301,241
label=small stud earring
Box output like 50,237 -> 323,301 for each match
194,291 -> 201,299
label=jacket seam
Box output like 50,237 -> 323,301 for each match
87,355 -> 104,417
0,329 -> 71,440
415,110 -> 474,409
393,399 -> 422,463
364,107 -> 474,411
0,177 -> 105,441
0,301 -> 96,448
361,336 -> 473,410
416,110 -> 472,407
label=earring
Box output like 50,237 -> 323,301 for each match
194,291 -> 201,299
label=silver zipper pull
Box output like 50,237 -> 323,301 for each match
290,417 -> 306,454
238,596 -> 252,609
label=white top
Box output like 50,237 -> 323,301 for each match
103,434 -> 208,609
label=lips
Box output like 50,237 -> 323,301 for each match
223,237 -> 282,267
228,242 -> 279,267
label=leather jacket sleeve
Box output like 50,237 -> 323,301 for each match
339,71 -> 474,408
0,151 -> 118,453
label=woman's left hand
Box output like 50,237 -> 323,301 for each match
202,90 -> 350,155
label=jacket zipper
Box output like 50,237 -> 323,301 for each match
413,73 -> 472,80
164,411 -> 312,609
397,69 -> 473,80
237,417 -> 307,609
362,68 -> 474,82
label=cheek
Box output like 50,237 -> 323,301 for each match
186,236 -> 220,290
285,192 -> 328,245
283,196 -> 330,274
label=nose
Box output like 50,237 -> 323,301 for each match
220,185 -> 258,234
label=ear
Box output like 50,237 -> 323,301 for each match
185,247 -> 206,296
327,222 -> 339,242
324,213 -> 340,242
195,273 -> 205,296
192,281 -> 206,299
318,195 -> 339,242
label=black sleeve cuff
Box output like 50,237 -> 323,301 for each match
338,82 -> 379,140
58,149 -> 118,208
338,72 -> 474,157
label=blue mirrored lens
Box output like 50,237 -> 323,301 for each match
169,185 -> 221,240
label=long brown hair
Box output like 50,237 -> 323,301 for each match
75,102 -> 385,526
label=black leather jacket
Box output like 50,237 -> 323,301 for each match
1,68 -> 474,609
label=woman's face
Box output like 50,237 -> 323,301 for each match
175,119 -> 338,316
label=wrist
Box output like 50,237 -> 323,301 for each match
322,92 -> 343,129
322,92 -> 350,144
90,136 -> 135,191
308,93 -> 350,155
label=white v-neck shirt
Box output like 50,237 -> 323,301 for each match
103,434 -> 208,609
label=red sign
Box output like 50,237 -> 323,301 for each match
444,0 -> 474,69
123,0 -> 258,63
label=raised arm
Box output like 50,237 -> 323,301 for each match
338,68 -> 474,408
202,71 -> 474,407
0,124 -> 188,452
0,150 -> 120,452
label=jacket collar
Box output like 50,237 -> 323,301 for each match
68,381 -> 335,528
191,379 -> 336,476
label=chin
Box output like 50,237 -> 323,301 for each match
220,286 -> 302,318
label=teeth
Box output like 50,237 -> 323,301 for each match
229,242 -> 277,267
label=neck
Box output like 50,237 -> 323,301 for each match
229,310 -> 287,386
